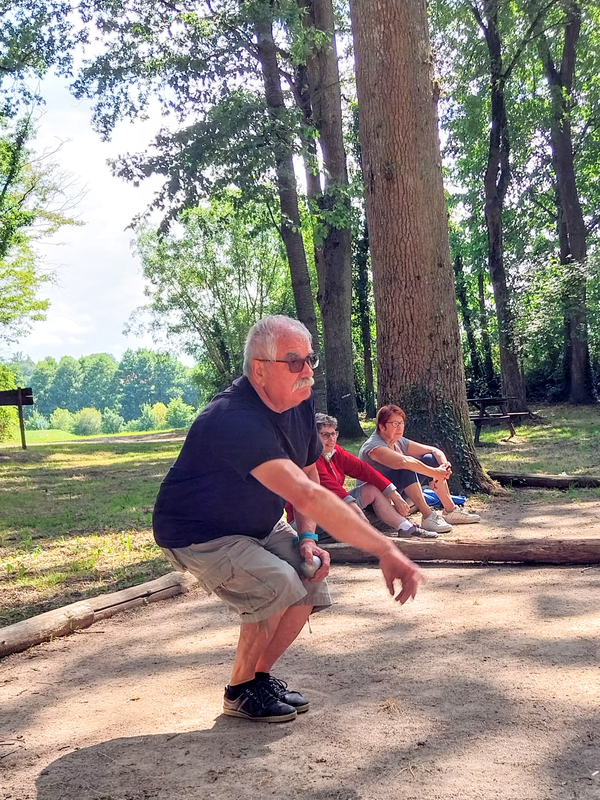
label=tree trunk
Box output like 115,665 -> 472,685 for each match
556,187 -> 572,400
453,253 -> 483,387
535,5 -> 595,404
295,63 -> 327,300
350,0 -> 493,493
477,269 -> 499,393
478,1 -> 526,411
300,0 -> 363,436
255,17 -> 327,410
355,218 -> 376,418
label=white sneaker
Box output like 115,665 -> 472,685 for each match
421,510 -> 452,533
442,506 -> 481,524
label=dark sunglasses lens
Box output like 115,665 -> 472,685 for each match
288,359 -> 304,373
288,354 -> 319,373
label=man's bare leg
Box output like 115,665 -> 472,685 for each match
256,604 -> 313,674
230,607 -> 286,685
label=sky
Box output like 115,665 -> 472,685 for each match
7,73 -> 172,366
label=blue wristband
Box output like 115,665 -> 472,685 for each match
298,531 -> 318,543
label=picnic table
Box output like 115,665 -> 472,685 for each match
467,396 -> 527,445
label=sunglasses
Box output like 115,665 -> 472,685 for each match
257,353 -> 320,374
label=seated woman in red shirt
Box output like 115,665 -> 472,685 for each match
289,413 -> 438,539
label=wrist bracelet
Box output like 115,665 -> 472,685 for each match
298,531 -> 318,543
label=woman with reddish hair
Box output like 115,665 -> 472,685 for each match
358,405 -> 481,534
288,413 -> 438,538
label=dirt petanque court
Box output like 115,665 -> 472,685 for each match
2,490 -> 600,800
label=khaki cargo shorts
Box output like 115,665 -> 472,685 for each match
161,518 -> 332,623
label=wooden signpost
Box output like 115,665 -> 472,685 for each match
0,387 -> 34,449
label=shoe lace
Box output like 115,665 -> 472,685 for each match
266,676 -> 288,696
247,680 -> 279,705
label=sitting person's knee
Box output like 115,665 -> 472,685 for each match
420,453 -> 439,468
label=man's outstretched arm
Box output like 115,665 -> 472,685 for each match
251,459 -> 425,604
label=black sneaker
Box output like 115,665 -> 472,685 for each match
259,676 -> 310,714
223,682 -> 297,723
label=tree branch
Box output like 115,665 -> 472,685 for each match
503,0 -> 558,84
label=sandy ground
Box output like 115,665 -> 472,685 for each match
2,492 -> 600,800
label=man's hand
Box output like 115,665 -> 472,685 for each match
379,548 -> 426,604
299,538 -> 331,582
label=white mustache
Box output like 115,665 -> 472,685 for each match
293,376 -> 314,390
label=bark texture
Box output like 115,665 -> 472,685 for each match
300,0 -> 363,436
535,4 -> 595,404
350,0 -> 493,493
476,0 -> 526,410
477,269 -> 499,393
454,253 -> 483,388
324,538 -> 600,566
355,219 -> 376,418
255,17 -> 326,410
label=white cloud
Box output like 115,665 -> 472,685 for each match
15,73 -> 169,364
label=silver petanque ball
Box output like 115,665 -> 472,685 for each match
299,555 -> 322,578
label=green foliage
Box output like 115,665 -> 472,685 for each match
49,407 -> 75,432
28,356 -> 57,417
115,348 -> 155,422
72,407 -> 103,436
0,362 -> 18,441
124,406 -> 170,432
133,196 -> 294,399
78,353 -> 118,410
25,409 -> 48,430
165,397 -> 196,429
101,407 -> 125,434
0,1 -> 78,112
150,402 -> 168,429
47,356 -> 82,412
0,115 -> 81,343
430,0 -> 600,400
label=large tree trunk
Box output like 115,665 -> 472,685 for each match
477,1 -> 526,410
300,0 -> 363,436
350,0 -> 493,493
535,5 -> 595,404
255,18 -> 326,410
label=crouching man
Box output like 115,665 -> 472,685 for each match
153,315 -> 424,723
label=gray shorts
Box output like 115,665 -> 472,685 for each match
347,485 -> 367,509
161,518 -> 332,623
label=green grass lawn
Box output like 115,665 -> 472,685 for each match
473,403 -> 600,475
0,440 -> 183,626
4,426 -> 185,446
1,403 -> 599,628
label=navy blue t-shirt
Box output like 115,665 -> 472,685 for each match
153,376 -> 322,548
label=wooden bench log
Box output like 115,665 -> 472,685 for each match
322,538 -> 600,566
489,471 -> 600,489
0,572 -> 198,659
0,602 -> 94,658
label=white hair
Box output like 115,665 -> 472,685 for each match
243,315 -> 312,376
